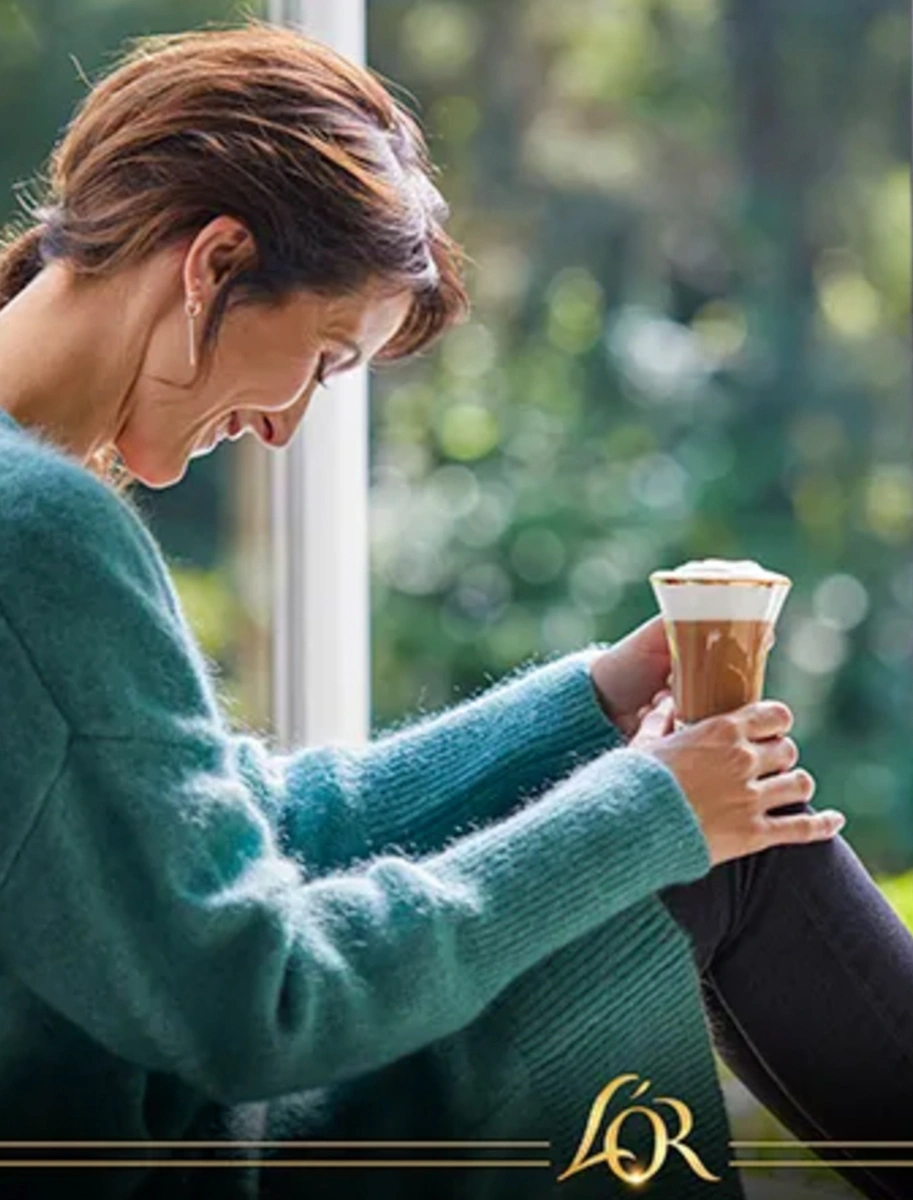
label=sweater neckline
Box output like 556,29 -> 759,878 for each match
0,406 -> 23,434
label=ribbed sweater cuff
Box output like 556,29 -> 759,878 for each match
430,746 -> 712,1000
351,647 -> 624,857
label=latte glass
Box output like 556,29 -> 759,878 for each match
649,559 -> 792,726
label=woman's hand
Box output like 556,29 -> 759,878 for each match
589,616 -> 672,738
630,695 -> 846,867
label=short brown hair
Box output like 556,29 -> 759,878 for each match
0,21 -> 468,490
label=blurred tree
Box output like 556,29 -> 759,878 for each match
367,0 -> 912,872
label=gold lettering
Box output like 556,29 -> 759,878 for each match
653,1095 -> 721,1182
605,1105 -> 667,1183
557,1073 -> 722,1186
556,1073 -> 639,1181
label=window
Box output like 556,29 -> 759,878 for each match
267,0 -> 371,750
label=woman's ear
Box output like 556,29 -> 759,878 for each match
182,216 -> 256,300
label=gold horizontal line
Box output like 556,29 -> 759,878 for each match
732,1142 -> 913,1148
0,1141 -> 549,1149
732,1162 -> 913,1169
0,1160 -> 552,1170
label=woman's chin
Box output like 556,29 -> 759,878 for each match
187,444 -> 213,464
115,440 -> 190,490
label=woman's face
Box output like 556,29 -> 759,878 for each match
117,221 -> 413,489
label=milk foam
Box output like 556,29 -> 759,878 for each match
650,559 -> 791,622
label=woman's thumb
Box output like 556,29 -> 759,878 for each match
638,694 -> 675,737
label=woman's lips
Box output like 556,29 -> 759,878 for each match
203,411 -> 263,446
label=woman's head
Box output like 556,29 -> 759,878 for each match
0,22 -> 467,489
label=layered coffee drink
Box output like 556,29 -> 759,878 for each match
650,559 -> 792,725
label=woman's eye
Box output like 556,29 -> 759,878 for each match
315,353 -> 331,388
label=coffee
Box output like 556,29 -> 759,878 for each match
650,560 -> 791,725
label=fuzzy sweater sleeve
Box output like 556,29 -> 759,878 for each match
0,444 -> 711,1107
230,648 -> 623,874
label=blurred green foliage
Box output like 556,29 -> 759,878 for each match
879,868 -> 913,926
367,0 -> 913,876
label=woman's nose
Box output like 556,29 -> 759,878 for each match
263,407 -> 306,450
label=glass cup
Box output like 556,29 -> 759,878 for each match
649,559 -> 792,727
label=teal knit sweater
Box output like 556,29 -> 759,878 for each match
0,404 -> 745,1200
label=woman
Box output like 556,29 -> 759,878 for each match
0,21 -> 910,1200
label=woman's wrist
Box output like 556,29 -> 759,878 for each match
588,649 -> 633,738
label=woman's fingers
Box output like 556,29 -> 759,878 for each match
637,702 -> 843,866
753,735 -> 799,778
746,738 -> 846,856
637,695 -> 676,738
757,806 -> 845,850
755,766 -> 842,852
757,767 -> 816,806
737,700 -> 794,741
634,689 -> 675,732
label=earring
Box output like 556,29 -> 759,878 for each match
185,293 -> 203,369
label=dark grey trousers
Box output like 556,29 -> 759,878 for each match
659,800 -> 913,1200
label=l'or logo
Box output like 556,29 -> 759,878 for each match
557,1073 -> 722,1186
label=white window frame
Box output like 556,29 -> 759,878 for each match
267,0 -> 370,751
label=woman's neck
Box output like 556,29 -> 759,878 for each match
0,263 -> 137,461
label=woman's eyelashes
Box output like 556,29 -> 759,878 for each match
315,352 -> 331,389
314,345 -> 361,388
